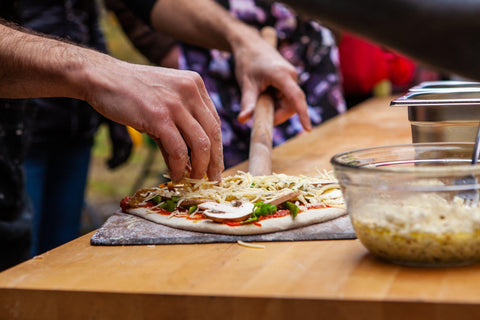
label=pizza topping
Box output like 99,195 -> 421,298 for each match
128,188 -> 160,207
311,179 -> 337,186
188,205 -> 198,215
200,201 -> 255,223
286,201 -> 299,218
265,190 -> 301,206
121,170 -> 345,225
242,202 -> 277,224
237,240 -> 265,249
120,196 -> 131,211
126,171 -> 342,207
177,198 -> 210,207
154,195 -> 179,212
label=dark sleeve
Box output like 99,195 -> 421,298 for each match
0,1 -> 21,23
120,0 -> 157,25
86,0 -> 107,52
0,101 -> 28,221
106,0 -> 176,64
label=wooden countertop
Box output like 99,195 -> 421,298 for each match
3,96 -> 480,320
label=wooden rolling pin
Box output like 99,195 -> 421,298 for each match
248,26 -> 277,176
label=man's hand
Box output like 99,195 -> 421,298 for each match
0,23 -> 223,183
82,56 -> 224,183
150,0 -> 311,131
231,26 -> 312,131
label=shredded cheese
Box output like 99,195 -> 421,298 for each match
131,171 -> 345,218
237,240 -> 266,249
132,170 -> 345,210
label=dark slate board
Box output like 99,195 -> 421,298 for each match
90,210 -> 356,245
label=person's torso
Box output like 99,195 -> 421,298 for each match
180,0 -> 345,157
16,0 -> 106,148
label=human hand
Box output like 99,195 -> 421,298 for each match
158,45 -> 181,69
82,55 -> 223,183
231,26 -> 312,131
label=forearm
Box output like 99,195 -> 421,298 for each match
150,0 -> 260,53
280,0 -> 480,80
0,20 -> 224,182
150,0 -> 311,130
0,22 -> 95,100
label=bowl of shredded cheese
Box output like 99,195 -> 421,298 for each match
331,142 -> 480,266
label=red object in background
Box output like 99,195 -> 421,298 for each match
339,33 -> 416,95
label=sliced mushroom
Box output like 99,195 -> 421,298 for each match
199,201 -> 255,223
177,198 -> 210,207
265,190 -> 301,206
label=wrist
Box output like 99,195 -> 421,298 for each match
65,44 -> 129,105
225,22 -> 262,53
53,46 -> 93,101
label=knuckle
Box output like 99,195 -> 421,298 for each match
195,136 -> 211,153
152,107 -> 171,121
189,71 -> 203,83
285,84 -> 306,102
207,122 -> 222,144
280,61 -> 297,75
180,71 -> 202,89
294,88 -> 306,101
288,65 -> 298,76
209,120 -> 221,134
177,76 -> 196,92
169,145 -> 189,162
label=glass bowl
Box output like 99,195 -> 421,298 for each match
331,143 -> 480,267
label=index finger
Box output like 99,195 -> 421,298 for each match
271,72 -> 312,131
189,75 -> 224,181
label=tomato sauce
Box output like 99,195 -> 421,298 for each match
150,206 -> 175,215
225,221 -> 242,227
233,209 -> 293,227
259,209 -> 290,220
186,213 -> 206,221
308,203 -> 330,209
120,196 -> 131,211
122,200 -> 323,228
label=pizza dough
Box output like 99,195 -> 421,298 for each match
126,206 -> 346,235
122,171 -> 347,235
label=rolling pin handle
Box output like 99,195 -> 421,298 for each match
248,26 -> 278,176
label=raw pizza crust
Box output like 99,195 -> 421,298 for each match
126,207 -> 347,235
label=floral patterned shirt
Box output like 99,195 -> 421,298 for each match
179,0 -> 346,168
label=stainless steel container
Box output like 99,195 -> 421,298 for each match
409,80 -> 480,92
391,81 -> 480,142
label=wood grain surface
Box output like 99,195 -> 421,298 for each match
3,97 -> 474,320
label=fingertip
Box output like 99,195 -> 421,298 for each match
293,93 -> 312,132
208,172 -> 222,183
303,119 -> 313,132
169,158 -> 189,183
240,87 -> 258,123
240,100 -> 258,121
207,155 -> 224,183
170,171 -> 183,184
237,110 -> 252,124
